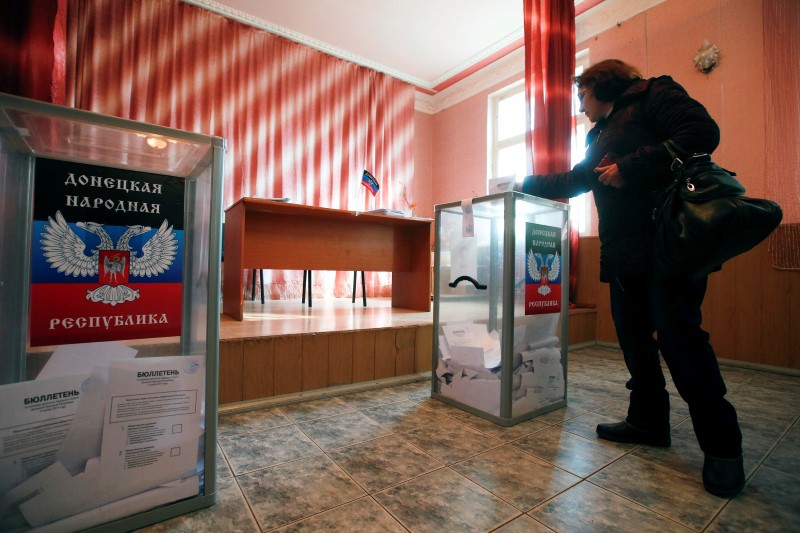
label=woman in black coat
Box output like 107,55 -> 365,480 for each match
517,59 -> 745,497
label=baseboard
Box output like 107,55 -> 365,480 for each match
596,341 -> 799,377
716,358 -> 800,377
568,341 -> 598,350
219,372 -> 430,414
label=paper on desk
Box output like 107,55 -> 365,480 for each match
365,208 -> 406,216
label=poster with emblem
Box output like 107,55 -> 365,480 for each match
525,222 -> 562,315
29,158 -> 185,347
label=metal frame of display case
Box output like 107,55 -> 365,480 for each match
0,93 -> 224,532
431,191 -> 570,426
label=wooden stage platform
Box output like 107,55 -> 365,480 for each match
218,297 -> 435,405
217,297 -> 597,406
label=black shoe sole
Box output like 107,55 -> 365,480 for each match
596,422 -> 671,447
596,431 -> 671,447
704,483 -> 745,498
703,455 -> 745,498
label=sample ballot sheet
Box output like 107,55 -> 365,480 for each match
0,374 -> 88,494
0,355 -> 204,529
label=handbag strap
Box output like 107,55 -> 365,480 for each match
663,139 -> 714,179
662,140 -> 688,184
663,139 -> 681,161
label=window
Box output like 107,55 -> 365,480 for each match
488,51 -> 592,233
489,80 -> 528,181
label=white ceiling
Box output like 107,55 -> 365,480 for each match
185,0 -> 667,111
187,0 -> 529,92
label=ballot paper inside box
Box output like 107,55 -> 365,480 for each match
436,317 -> 563,419
432,192 -> 569,426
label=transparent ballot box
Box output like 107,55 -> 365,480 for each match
0,93 -> 224,532
432,192 -> 569,426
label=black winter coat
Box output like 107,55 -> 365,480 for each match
519,76 -> 720,282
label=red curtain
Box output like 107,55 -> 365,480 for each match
65,0 -> 415,299
523,0 -> 579,304
0,0 -> 66,104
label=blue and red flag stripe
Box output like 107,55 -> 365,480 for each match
361,170 -> 379,196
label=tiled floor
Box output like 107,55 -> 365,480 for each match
139,346 -> 800,532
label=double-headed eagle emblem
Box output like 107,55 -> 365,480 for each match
527,250 -> 560,296
40,211 -> 178,306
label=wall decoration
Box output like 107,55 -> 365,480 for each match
693,40 -> 721,73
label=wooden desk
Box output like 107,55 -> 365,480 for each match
223,198 -> 432,320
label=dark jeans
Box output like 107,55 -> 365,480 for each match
609,273 -> 742,458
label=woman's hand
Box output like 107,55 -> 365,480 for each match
595,163 -> 623,188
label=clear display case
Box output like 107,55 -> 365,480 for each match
432,192 -> 569,426
0,93 -> 224,532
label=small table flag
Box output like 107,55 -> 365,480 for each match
361,170 -> 379,196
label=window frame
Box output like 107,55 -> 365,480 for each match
487,79 -> 526,181
487,50 -> 593,234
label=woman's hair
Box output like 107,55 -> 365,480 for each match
574,59 -> 643,102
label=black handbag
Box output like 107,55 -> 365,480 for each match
652,140 -> 782,282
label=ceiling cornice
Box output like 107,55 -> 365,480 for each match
183,0 -> 667,114
181,0 -> 433,89
575,0 -> 665,43
427,28 -> 524,90
415,47 -> 525,115
418,0 -> 667,114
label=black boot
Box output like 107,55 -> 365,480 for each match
703,454 -> 745,497
596,421 -> 671,447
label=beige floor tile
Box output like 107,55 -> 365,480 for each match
328,434 -> 443,492
451,445 -> 581,511
140,344 -> 799,532
529,480 -> 695,532
372,467 -> 520,531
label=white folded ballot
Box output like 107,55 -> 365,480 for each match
436,315 -> 564,417
441,321 -> 501,370
520,345 -> 565,401
488,175 -> 516,194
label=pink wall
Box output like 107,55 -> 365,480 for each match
418,0 -> 778,237
428,73 -> 520,209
